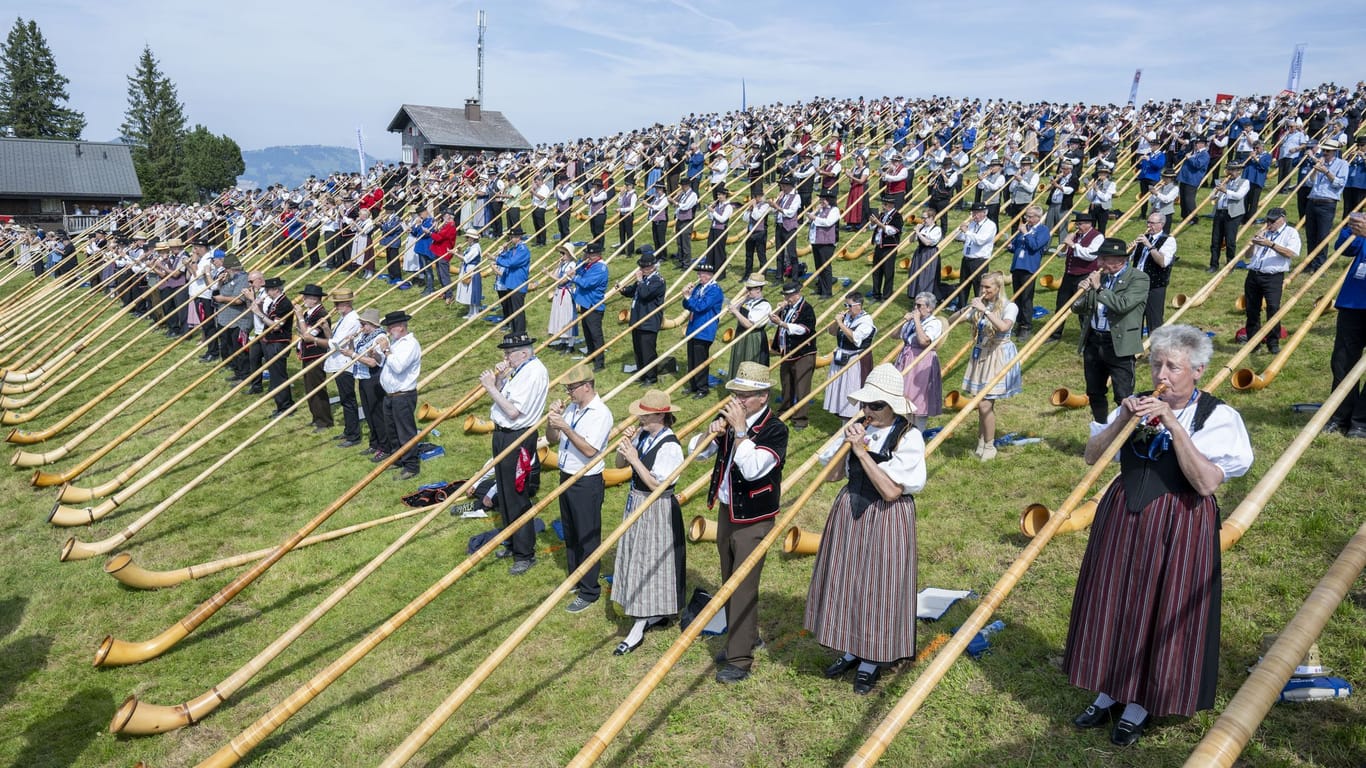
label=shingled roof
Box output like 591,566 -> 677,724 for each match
387,104 -> 532,152
0,137 -> 143,199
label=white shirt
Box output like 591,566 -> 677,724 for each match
636,427 -> 684,484
1135,232 -> 1178,271
1248,225 -> 1302,274
958,217 -> 998,260
688,408 -> 780,506
555,394 -> 613,475
1091,398 -> 1253,482
817,420 -> 927,495
491,356 -> 549,430
324,309 -> 361,374
379,332 -> 421,393
738,298 -> 772,327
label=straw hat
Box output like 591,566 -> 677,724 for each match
564,362 -> 595,384
358,308 -> 382,326
330,288 -> 355,303
743,275 -> 767,289
847,362 -> 914,415
628,389 -> 681,417
725,361 -> 772,392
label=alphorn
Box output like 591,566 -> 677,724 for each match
1232,271 -> 1346,391
844,384 -> 1169,767
1184,521 -> 1366,767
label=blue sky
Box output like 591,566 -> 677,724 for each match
15,0 -> 1364,156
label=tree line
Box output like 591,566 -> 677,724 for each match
0,16 -> 244,202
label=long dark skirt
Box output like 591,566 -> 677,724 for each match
1062,481 -> 1221,717
804,486 -> 917,664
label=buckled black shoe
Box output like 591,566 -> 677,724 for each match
1110,715 -> 1148,747
715,664 -> 749,684
823,655 -> 858,679
852,666 -> 881,695
613,636 -> 644,656
1072,703 -> 1121,729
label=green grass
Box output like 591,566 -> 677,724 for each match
1,179 -> 1364,768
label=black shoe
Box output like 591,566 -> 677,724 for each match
226,375 -> 246,383
823,656 -> 858,679
398,468 -> 419,480
715,664 -> 750,684
1072,703 -> 1121,729
613,636 -> 644,656
508,558 -> 536,575
268,409 -> 291,418
370,450 -> 390,463
1347,426 -> 1366,440
246,385 -> 263,394
494,545 -> 514,559
338,438 -> 361,448
714,638 -> 765,664
1206,266 -> 1218,273
692,391 -> 708,399
1110,715 -> 1148,747
1046,333 -> 1063,343
1321,419 -> 1348,436
852,666 -> 881,695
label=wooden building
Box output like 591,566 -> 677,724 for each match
386,99 -> 532,164
0,137 -> 143,229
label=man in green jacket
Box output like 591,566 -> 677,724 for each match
1074,238 -> 1150,423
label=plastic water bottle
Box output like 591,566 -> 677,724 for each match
966,620 -> 1005,659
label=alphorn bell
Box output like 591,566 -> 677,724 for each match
897,256 -> 912,270
660,310 -> 688,330
1234,294 -> 1247,311
1039,274 -> 1058,290
1050,387 -> 1088,408
941,264 -> 960,280
1018,496 -> 1100,538
463,414 -> 496,434
782,526 -> 821,555
942,391 -> 969,411
688,515 -> 716,543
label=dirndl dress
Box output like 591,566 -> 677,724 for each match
895,319 -> 942,417
907,243 -> 940,300
960,307 -> 1022,400
611,490 -> 685,617
455,252 -> 482,308
823,350 -> 871,418
804,486 -> 918,663
547,262 -> 577,343
728,325 -> 769,376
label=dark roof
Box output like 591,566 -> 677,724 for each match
387,104 -> 532,152
0,138 -> 143,199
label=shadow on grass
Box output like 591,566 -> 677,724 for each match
0,596 -> 25,642
8,686 -> 113,768
0,634 -> 50,709
249,596 -> 542,758
423,633 -> 618,765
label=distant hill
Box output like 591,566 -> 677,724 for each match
238,145 -> 394,189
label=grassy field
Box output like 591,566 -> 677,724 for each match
0,179 -> 1364,768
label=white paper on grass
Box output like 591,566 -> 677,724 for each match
916,588 -> 975,620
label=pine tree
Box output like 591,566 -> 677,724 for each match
121,45 -> 193,202
0,17 -> 86,139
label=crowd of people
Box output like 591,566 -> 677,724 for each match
6,79 -> 1366,750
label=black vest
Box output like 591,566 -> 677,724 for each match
846,416 -> 913,519
629,430 -> 680,493
1131,234 -> 1173,288
1120,390 -> 1222,512
707,408 -> 788,523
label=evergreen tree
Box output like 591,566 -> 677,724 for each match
183,124 -> 246,200
0,17 -> 86,139
121,45 -> 193,203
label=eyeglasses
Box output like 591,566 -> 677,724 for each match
563,381 -> 589,394
864,401 -> 889,411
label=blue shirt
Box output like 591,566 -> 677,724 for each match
1348,154 -> 1366,191
645,167 -> 662,195
686,152 -> 705,181
1242,152 -> 1272,188
1009,223 -> 1051,273
1307,156 -> 1349,201
1137,151 -> 1166,182
572,258 -> 608,312
411,217 -> 434,257
1038,126 -> 1056,154
1334,227 -> 1366,310
496,241 -> 531,293
1177,150 -> 1209,186
379,214 -> 403,247
682,280 -> 725,342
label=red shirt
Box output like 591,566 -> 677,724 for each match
430,221 -> 458,260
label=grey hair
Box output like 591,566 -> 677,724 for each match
1148,324 -> 1213,368
914,291 -> 939,309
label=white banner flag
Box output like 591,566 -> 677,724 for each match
1128,69 -> 1142,106
1286,44 -> 1307,92
356,128 -> 367,175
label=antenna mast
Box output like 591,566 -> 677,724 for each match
476,10 -> 487,104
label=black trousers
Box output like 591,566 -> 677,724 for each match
1179,182 -> 1199,222
579,307 -> 605,368
676,218 -> 694,265
382,389 -> 419,472
1089,205 -> 1110,235
1345,188 -> 1366,222
590,213 -> 606,245
633,330 -> 659,383
499,290 -> 526,334
618,212 -> 635,252
812,243 -> 835,297
558,471 -> 605,601
487,201 -> 504,237
336,370 -> 361,440
1329,307 -> 1366,428
1245,184 -> 1265,220
306,232 -> 321,266
775,226 -> 798,276
218,325 -> 247,377
357,374 -> 386,451
260,340 -> 293,411
744,235 -> 766,277
557,210 -> 570,240
958,256 -> 988,303
1244,270 -> 1285,349
651,219 -> 668,261
1053,272 -> 1087,338
1142,286 -> 1167,335
1209,210 -> 1242,267
687,338 -> 712,393
1011,268 -> 1036,334
532,208 -> 548,246
705,227 -> 726,271
1083,330 -> 1136,423
1304,199 -> 1339,270
493,427 -> 541,561
505,206 -> 521,234
871,246 -> 896,298
302,356 -> 332,428
1138,179 -> 1153,217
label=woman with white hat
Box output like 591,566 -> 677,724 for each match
727,275 -> 772,375
454,227 -> 484,318
547,243 -> 579,351
805,363 -> 926,695
610,389 -> 686,655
